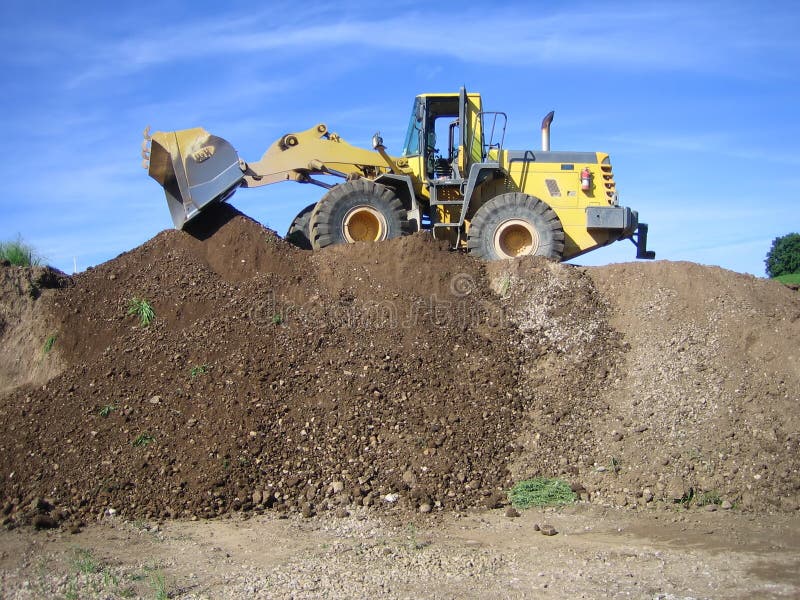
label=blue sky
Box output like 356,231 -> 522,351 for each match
1,1 -> 798,276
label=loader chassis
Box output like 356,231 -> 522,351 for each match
143,88 -> 653,262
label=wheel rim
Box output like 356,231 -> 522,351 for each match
493,219 -> 539,258
342,206 -> 387,243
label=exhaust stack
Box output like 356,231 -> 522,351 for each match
541,111 -> 554,151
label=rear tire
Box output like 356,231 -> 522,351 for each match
310,180 -> 409,250
285,203 -> 316,250
467,193 -> 564,260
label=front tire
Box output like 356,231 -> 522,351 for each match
467,193 -> 564,260
310,180 -> 409,250
285,203 -> 316,250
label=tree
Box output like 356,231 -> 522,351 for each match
765,233 -> 800,277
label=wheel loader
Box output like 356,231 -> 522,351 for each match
142,88 -> 654,261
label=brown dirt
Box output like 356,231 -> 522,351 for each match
0,203 -> 798,536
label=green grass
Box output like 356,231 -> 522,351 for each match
145,567 -> 169,600
190,364 -> 208,377
774,273 -> 800,284
0,236 -> 41,266
70,547 -> 100,574
132,433 -> 154,447
99,404 -> 116,417
508,477 -> 577,509
127,297 -> 155,327
696,490 -> 722,507
272,313 -> 283,325
42,333 -> 57,354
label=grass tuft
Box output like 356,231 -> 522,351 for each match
70,547 -> 100,574
0,236 -> 42,266
132,433 -> 154,447
190,365 -> 208,378
508,477 -> 577,509
42,333 -> 57,354
127,297 -> 155,327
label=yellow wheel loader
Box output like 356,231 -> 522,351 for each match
143,88 -> 654,261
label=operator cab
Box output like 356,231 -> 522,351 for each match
402,93 -> 468,182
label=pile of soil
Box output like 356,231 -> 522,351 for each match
0,204 -> 798,529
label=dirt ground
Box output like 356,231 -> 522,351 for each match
1,505 -> 799,599
1,204 -> 798,597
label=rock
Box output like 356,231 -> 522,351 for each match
611,432 -> 623,442
330,481 -> 344,494
705,504 -> 718,512
642,488 -> 654,503
419,503 -> 432,514
252,490 -> 263,505
301,503 -> 314,518
31,498 -> 53,513
334,508 -> 349,518
402,470 -> 416,486
540,524 -> 558,536
148,396 -> 161,404
570,482 -> 586,494
505,507 -> 520,518
32,514 -> 58,530
721,500 -> 733,510
666,477 -> 686,502
483,492 -> 505,509
533,523 -> 540,531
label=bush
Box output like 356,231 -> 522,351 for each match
0,236 -> 41,267
765,233 -> 800,277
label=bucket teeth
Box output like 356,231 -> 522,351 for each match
141,126 -> 152,168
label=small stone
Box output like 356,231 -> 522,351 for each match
301,503 -> 314,518
705,504 -> 718,512
419,503 -> 432,514
721,500 -> 733,510
330,481 -> 344,494
634,426 -> 648,433
540,524 -> 558,536
533,523 -> 540,531
505,507 -> 520,518
252,490 -> 263,505
643,488 -> 654,503
148,396 -> 161,404
68,523 -> 82,534
611,432 -> 623,442
334,508 -> 349,518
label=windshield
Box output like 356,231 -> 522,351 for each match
402,98 -> 422,157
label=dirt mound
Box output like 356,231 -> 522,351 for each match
0,264 -> 70,393
0,204 -> 798,529
587,262 -> 800,510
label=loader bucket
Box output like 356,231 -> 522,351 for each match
145,128 -> 244,229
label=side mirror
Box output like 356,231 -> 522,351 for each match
372,132 -> 384,150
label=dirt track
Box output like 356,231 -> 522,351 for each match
1,204 -> 799,597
